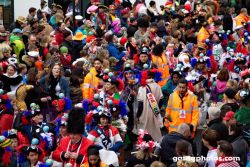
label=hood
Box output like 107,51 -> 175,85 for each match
10,35 -> 21,43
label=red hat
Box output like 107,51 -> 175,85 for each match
223,111 -> 235,121
121,7 -> 130,16
86,35 -> 96,43
165,1 -> 173,8
184,4 -> 191,12
120,37 -> 127,46
114,0 -> 121,4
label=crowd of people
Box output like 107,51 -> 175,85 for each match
0,0 -> 250,166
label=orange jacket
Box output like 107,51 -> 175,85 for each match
83,68 -> 100,100
165,90 -> 199,133
235,13 -> 248,27
197,27 -> 210,44
151,54 -> 170,87
80,161 -> 107,167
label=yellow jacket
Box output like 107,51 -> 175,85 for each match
197,27 -> 209,45
151,54 -> 170,87
165,90 -> 199,133
83,67 -> 100,100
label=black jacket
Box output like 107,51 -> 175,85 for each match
228,135 -> 248,167
159,132 -> 196,166
208,118 -> 229,140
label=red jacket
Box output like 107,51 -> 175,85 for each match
52,136 -> 94,167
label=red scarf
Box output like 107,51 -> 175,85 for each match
215,156 -> 233,167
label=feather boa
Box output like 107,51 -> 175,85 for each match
40,132 -> 54,150
2,147 -> 12,166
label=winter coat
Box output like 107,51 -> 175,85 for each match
39,75 -> 70,99
107,42 -> 126,70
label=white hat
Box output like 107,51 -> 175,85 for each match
28,51 -> 39,57
66,11 -> 73,17
75,15 -> 83,20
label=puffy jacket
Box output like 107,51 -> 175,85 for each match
165,90 -> 199,132
83,68 -> 100,100
152,54 -> 170,87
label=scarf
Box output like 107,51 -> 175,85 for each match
49,75 -> 60,99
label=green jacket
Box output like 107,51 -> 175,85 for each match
235,107 -> 250,125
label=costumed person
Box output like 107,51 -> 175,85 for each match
151,44 -> 170,87
0,135 -> 13,166
59,46 -> 72,70
0,89 -> 13,134
54,113 -> 69,144
17,138 -> 45,167
87,110 -> 123,166
80,145 -> 107,167
101,71 -> 125,100
51,93 -> 72,124
0,63 -> 23,98
52,108 -> 94,167
14,103 -> 53,152
133,69 -> 164,142
121,63 -> 139,148
1,129 -> 19,166
125,129 -> 158,167
0,43 -> 12,72
134,47 -> 156,71
211,68 -> 230,102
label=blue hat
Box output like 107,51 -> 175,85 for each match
12,28 -> 23,34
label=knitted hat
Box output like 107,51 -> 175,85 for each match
59,46 -> 68,54
0,136 -> 11,148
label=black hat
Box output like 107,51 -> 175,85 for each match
139,47 -> 150,56
67,108 -> 85,134
224,88 -> 237,99
30,103 -> 42,117
62,30 -> 71,38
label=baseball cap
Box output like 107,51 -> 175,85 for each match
223,111 -> 235,121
